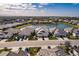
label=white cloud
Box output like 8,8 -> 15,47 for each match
0,3 -> 49,16
0,9 -> 45,16
37,3 -> 48,8
38,5 -> 43,8
39,3 -> 48,5
0,3 -> 49,11
0,3 -> 38,11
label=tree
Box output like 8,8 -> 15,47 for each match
31,30 -> 36,36
28,34 -> 33,40
48,46 -> 51,49
64,41 -> 72,54
19,47 -> 22,51
64,41 -> 71,47
3,47 -> 11,51
42,36 -> 45,40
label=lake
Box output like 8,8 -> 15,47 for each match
31,23 -> 72,30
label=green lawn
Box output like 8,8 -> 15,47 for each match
68,35 -> 79,40
0,47 -> 12,53
48,35 -> 56,40
15,24 -> 32,29
28,47 -> 41,56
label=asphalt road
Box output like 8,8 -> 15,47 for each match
0,40 -> 79,48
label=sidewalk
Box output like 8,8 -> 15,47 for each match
44,38 -> 49,41
63,37 -> 69,41
37,37 -> 43,41
0,39 -> 6,43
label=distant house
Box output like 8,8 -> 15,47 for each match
73,28 -> 79,37
16,19 -> 24,22
0,22 -> 23,29
59,19 -> 63,22
4,28 -> 20,34
72,21 -> 78,25
63,19 -> 69,22
54,29 -> 67,37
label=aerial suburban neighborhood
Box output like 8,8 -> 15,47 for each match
0,3 -> 79,56
0,16 -> 79,56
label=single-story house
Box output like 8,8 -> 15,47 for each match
63,19 -> 69,22
0,30 -> 6,39
4,28 -> 20,38
64,27 -> 73,33
4,28 -> 20,34
73,28 -> 79,37
35,27 -> 49,37
15,19 -> 24,22
72,21 -> 78,25
49,27 -> 56,33
19,27 -> 34,36
54,29 -> 67,37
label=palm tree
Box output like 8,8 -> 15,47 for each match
65,41 -> 71,47
19,47 -> 22,51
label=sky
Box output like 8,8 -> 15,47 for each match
0,3 -> 79,17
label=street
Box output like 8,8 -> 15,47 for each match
0,40 -> 79,48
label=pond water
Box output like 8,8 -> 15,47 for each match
31,23 -> 72,30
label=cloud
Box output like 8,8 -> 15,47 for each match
72,3 -> 79,5
0,9 -> 48,16
1,3 -> 38,11
0,3 -> 49,11
39,3 -> 48,5
37,3 -> 48,8
38,5 -> 43,8
0,3 -> 49,16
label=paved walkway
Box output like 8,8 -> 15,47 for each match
57,37 -> 63,41
37,37 -> 43,41
63,37 -> 69,41
0,39 -> 6,43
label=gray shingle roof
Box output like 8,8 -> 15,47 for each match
19,27 -> 34,36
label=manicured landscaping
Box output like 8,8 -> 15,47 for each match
66,34 -> 79,40
48,33 -> 56,40
28,31 -> 38,40
0,47 -> 12,53
48,36 -> 56,40
15,24 -> 32,29
6,34 -> 19,42
28,47 -> 41,56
